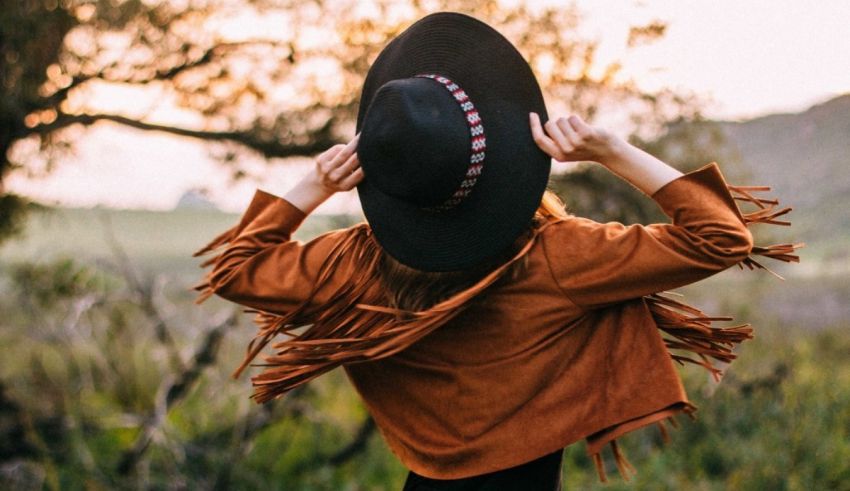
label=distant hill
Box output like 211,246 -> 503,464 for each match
717,94 -> 850,245
645,94 -> 848,267
174,189 -> 219,211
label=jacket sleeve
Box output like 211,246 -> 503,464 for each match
541,162 -> 754,310
192,188 -> 354,316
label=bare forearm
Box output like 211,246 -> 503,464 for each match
598,138 -> 683,197
283,172 -> 334,215
528,113 -> 683,197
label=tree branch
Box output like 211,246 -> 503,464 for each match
116,311 -> 237,476
30,111 -> 339,159
327,416 -> 376,466
289,415 -> 377,476
40,40 -> 290,111
40,74 -> 99,110
98,210 -> 186,372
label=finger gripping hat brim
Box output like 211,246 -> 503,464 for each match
355,11 -> 551,272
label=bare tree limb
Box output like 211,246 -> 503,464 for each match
327,416 -> 376,466
98,211 -> 185,372
29,111 -> 340,159
0,380 -> 42,461
288,415 -> 377,476
116,311 -> 237,476
37,31 -> 275,110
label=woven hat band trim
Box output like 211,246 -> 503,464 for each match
414,73 -> 487,212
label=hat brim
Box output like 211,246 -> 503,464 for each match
355,11 -> 551,272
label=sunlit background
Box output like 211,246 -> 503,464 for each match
5,0 -> 850,213
0,1 -> 847,489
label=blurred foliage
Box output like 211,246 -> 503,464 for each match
0,193 -> 41,242
0,255 -> 401,489
561,320 -> 850,491
549,165 -> 664,225
550,116 -> 746,224
9,257 -> 107,309
1,0 -> 711,242
0,254 -> 847,489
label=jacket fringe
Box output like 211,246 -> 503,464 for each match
193,220 -> 561,404
642,182 -> 802,384
728,184 -> 804,279
589,181 -> 802,482
191,180 -> 801,480
191,222 -> 243,305
646,292 -> 752,382
589,409 -> 696,483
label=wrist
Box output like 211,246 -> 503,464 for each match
596,136 -> 631,169
284,171 -> 335,215
299,171 -> 334,198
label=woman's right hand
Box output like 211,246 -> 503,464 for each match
530,112 -> 684,196
283,133 -> 363,215
529,112 -> 621,166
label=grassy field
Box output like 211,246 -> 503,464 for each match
0,205 -> 361,279
0,206 -> 847,490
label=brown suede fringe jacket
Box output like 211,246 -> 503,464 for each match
192,162 -> 801,482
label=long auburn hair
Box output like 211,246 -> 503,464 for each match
377,189 -> 570,312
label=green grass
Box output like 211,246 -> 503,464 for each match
0,207 -> 846,490
0,205 -> 362,279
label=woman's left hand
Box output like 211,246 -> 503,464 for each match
284,134 -> 364,215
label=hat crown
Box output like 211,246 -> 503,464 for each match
358,77 -> 472,208
354,12 -> 551,271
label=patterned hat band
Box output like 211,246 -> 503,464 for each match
414,73 -> 486,212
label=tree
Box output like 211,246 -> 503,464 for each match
1,0 -> 704,243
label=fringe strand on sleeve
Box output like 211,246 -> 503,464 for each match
192,221 -> 561,404
644,181 -> 803,383
593,180 -> 802,483
728,183 -> 804,279
191,178 -> 802,483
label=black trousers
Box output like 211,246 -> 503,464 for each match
401,448 -> 564,491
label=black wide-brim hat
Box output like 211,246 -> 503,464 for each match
355,11 -> 551,272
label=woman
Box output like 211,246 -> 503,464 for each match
192,12 -> 799,489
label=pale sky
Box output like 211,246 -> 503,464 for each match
7,0 -> 850,213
